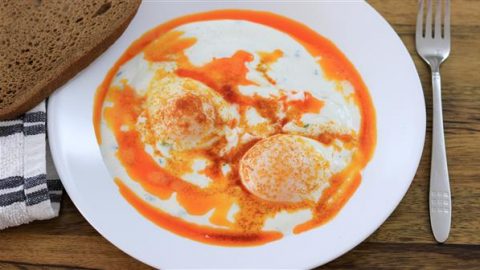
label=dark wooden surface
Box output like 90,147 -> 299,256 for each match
1,0 -> 479,269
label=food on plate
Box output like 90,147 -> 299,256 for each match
94,10 -> 376,246
239,134 -> 332,203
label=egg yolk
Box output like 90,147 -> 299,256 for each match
140,75 -> 221,151
239,134 -> 330,203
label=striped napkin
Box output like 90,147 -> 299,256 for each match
0,101 -> 62,230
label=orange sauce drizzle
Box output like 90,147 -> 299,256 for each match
177,50 -> 255,95
93,10 -> 376,246
257,49 -> 284,84
285,92 -> 325,114
280,91 -> 325,123
116,178 -> 282,246
144,31 -> 197,62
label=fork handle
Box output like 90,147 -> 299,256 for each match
430,70 -> 451,243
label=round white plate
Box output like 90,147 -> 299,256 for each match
48,1 -> 425,268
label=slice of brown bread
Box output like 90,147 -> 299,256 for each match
0,0 -> 141,120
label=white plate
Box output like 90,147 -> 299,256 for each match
48,1 -> 425,268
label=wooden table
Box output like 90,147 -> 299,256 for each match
1,1 -> 479,269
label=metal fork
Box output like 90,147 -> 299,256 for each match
416,0 -> 451,243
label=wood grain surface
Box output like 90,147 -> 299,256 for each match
1,0 -> 479,269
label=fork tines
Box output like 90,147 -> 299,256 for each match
416,0 -> 450,40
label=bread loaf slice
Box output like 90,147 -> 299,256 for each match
0,0 -> 141,119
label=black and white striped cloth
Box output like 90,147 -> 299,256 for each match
0,101 -> 62,229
